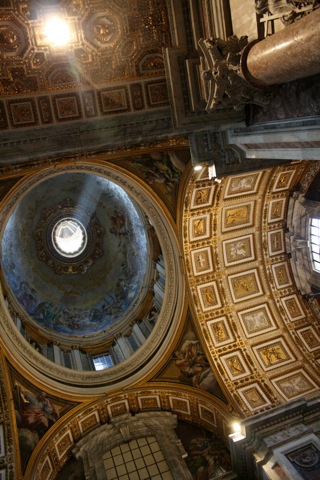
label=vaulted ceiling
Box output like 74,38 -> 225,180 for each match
0,1 -> 319,479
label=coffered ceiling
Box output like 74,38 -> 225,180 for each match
0,0 -> 171,131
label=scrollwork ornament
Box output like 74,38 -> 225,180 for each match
287,444 -> 320,469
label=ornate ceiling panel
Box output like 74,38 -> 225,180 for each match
183,162 -> 320,417
0,0 -> 171,131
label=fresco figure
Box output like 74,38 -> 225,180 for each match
133,153 -> 182,193
17,281 -> 37,312
109,206 -> 128,239
176,422 -> 232,480
15,386 -> 59,437
186,437 -> 230,480
173,339 -> 218,394
14,385 -> 60,471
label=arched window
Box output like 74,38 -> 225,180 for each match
103,437 -> 173,480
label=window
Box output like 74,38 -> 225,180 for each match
310,218 -> 320,272
93,355 -> 114,371
103,437 -> 173,480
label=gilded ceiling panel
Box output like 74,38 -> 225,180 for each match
183,162 -> 320,417
0,0 -> 171,130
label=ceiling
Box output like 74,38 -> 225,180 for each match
0,1 -> 319,479
0,0 -> 171,131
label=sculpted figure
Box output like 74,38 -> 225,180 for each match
255,0 -> 319,24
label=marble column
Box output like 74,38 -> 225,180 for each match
241,8 -> 320,87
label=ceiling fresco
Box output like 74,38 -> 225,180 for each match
9,365 -> 77,473
1,171 -> 149,336
1,160 -> 320,478
0,1 -> 318,479
155,314 -> 227,404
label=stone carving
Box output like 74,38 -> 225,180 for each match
230,241 -> 247,258
223,235 -> 255,266
261,345 -> 287,366
274,371 -> 316,399
224,204 -> 252,228
228,175 -> 256,194
266,425 -> 307,445
238,384 -> 270,410
210,320 -> 230,344
199,36 -> 270,111
195,188 -> 211,205
189,131 -> 242,168
239,305 -> 274,337
226,355 -> 246,375
230,270 -> 262,302
255,1 -> 320,24
197,282 -> 222,312
0,25 -> 19,52
287,443 -> 320,469
118,422 -> 132,442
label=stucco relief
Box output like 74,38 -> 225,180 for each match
183,164 -> 320,417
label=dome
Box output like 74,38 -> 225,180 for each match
0,164 -> 183,390
2,172 -> 149,337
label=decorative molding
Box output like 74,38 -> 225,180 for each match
183,164 -> 320,417
230,398 -> 320,479
26,391 -> 232,480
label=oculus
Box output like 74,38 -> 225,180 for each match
34,198 -> 105,275
52,217 -> 87,258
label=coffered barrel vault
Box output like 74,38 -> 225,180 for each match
183,163 -> 320,416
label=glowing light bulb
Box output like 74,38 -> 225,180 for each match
194,165 -> 202,171
44,16 -> 71,46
